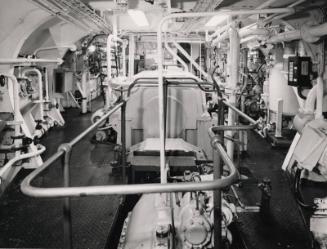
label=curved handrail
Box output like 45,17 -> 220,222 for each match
20,138 -> 238,198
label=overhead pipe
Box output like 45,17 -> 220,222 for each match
23,68 -> 45,121
0,58 -> 63,65
263,0 -> 306,24
172,41 -> 209,79
267,22 -> 327,44
212,27 -> 269,45
0,145 -> 45,181
157,8 -> 294,184
34,45 -> 77,57
208,0 -> 279,42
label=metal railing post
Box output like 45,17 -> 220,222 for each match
58,143 -> 73,249
120,90 -> 126,183
212,134 -> 222,249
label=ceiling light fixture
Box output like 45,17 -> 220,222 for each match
205,14 -> 229,27
128,9 -> 149,27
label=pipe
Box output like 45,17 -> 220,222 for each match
267,30 -> 301,43
20,139 -> 238,197
34,45 -> 77,57
23,68 -> 45,121
157,8 -> 292,184
44,68 -> 50,102
304,84 -> 317,113
263,0 -> 306,24
0,145 -> 45,180
315,77 -> 324,119
226,27 -> 240,160
164,39 -> 188,72
172,41 -> 209,79
106,34 -> 125,108
223,100 -> 258,125
0,58 -> 63,65
122,41 -> 127,77
128,35 -> 135,78
2,74 -> 21,155
208,0 -> 279,41
267,22 -> 327,44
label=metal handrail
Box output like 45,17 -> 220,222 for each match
20,136 -> 238,198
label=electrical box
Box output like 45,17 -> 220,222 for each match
54,70 -> 74,93
288,56 -> 312,88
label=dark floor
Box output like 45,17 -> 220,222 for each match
0,98 -> 123,249
0,99 -> 325,249
234,133 -> 313,249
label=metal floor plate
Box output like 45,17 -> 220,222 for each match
0,100 -> 123,249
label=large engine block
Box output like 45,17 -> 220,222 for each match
117,175 -> 236,249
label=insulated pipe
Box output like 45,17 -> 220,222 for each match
172,41 -> 209,79
315,77 -> 324,119
267,22 -> 327,43
128,35 -> 135,78
263,0 -> 306,24
44,68 -> 50,102
208,0 -> 279,41
106,34 -> 125,108
164,40 -> 189,72
304,84 -> 317,113
23,68 -> 45,120
0,58 -> 63,65
122,41 -> 127,77
212,27 -> 269,45
157,8 -> 293,184
2,74 -> 21,154
0,145 -> 45,180
226,27 -> 240,160
34,45 -> 77,57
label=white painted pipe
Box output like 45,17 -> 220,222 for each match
23,68 -> 45,121
80,72 -> 88,114
213,27 -> 269,45
304,85 -> 317,113
106,34 -> 125,108
267,22 -> 327,43
157,9 -> 292,183
0,58 -> 63,65
44,68 -> 50,102
128,35 -> 135,78
122,41 -> 127,77
0,145 -> 45,180
316,77 -> 324,119
164,40 -> 188,72
267,30 -> 301,43
263,0 -> 307,23
2,74 -> 21,155
208,0 -> 279,41
34,45 -> 77,57
172,41 -> 209,79
226,27 -> 240,160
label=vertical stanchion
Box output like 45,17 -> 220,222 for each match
213,100 -> 224,249
58,143 -> 73,249
120,89 -> 126,183
213,137 -> 222,249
